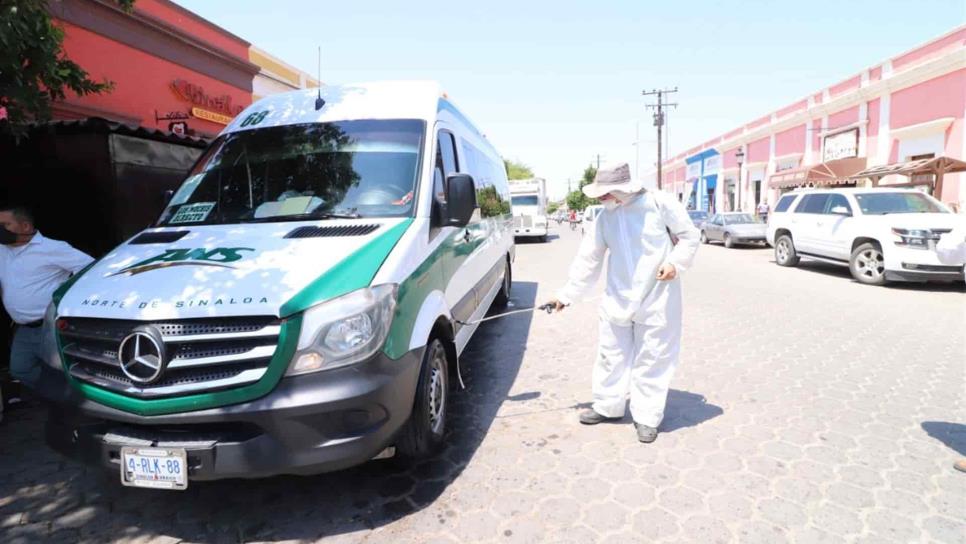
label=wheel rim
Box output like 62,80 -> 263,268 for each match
855,248 -> 885,280
427,352 -> 446,435
777,239 -> 789,261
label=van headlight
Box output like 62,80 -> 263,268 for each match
286,284 -> 397,375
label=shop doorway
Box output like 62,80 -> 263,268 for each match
753,180 -> 762,207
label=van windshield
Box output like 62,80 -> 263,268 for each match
157,119 -> 425,226
853,192 -> 947,215
511,195 -> 539,206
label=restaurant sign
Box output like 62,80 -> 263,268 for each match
170,79 -> 244,118
823,128 -> 859,161
191,107 -> 233,126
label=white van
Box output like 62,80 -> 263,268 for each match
41,82 -> 515,488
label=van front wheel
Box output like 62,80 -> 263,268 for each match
397,339 -> 448,459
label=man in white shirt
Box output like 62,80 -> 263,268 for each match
544,164 -> 700,443
0,206 -> 93,390
757,201 -> 770,222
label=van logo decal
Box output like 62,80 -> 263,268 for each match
111,248 -> 255,276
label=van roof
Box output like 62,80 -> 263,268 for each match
224,81 -> 445,134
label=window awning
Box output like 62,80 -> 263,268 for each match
768,157 -> 867,189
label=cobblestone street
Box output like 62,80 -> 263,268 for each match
1,224 -> 964,544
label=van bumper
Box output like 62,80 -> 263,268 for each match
44,347 -> 424,481
513,226 -> 548,237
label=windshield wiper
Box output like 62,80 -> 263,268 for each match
316,210 -> 362,219
242,208 -> 362,223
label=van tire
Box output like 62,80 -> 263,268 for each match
397,339 -> 448,459
493,258 -> 512,308
775,234 -> 799,267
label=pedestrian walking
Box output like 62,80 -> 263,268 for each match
543,163 -> 700,443
757,200 -> 769,223
0,205 -> 93,393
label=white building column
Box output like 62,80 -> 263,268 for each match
875,93 -> 892,167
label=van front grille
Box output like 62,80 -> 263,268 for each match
58,316 -> 281,399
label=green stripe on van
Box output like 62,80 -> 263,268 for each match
279,219 -> 413,317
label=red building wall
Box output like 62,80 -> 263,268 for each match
49,0 -> 258,139
57,22 -> 251,137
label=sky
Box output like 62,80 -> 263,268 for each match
175,0 -> 964,199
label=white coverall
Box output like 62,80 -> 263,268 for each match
558,191 -> 700,427
936,224 -> 966,282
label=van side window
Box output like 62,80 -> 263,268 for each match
461,139 -> 510,218
432,131 -> 459,224
774,195 -> 796,213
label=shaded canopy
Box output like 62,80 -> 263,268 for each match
768,157 -> 867,189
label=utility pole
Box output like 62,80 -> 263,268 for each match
643,87 -> 678,190
595,154 -> 602,170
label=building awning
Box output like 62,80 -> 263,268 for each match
851,156 -> 966,201
851,156 -> 966,182
768,157 -> 867,189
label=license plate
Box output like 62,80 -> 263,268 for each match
120,447 -> 188,490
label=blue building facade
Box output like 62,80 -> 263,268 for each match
685,149 -> 720,212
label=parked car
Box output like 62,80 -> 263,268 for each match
41,81 -> 516,488
687,210 -> 708,226
766,188 -> 965,285
700,213 -> 767,248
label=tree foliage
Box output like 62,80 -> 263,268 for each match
503,159 -> 534,180
546,201 -> 561,215
0,0 -> 136,137
477,185 -> 511,218
565,165 -> 599,211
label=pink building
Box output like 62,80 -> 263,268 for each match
663,26 -> 966,211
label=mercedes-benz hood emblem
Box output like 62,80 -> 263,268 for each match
118,326 -> 168,384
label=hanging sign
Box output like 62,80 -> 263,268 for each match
823,128 -> 859,161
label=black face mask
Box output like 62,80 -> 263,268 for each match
0,228 -> 19,245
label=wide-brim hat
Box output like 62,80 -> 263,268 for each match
581,163 -> 644,198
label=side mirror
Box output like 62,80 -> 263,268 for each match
830,205 -> 851,216
445,174 -> 477,227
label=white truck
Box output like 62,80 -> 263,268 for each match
510,178 -> 549,242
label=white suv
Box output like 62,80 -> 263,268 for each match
766,188 -> 965,285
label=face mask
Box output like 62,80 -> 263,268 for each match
0,228 -> 18,245
610,190 -> 635,201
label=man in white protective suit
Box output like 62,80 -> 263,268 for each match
544,163 -> 700,443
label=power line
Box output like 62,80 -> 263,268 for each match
643,87 -> 678,190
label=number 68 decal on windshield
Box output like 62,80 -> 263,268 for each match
239,110 -> 270,127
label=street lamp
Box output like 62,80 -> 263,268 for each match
734,147 -> 745,212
